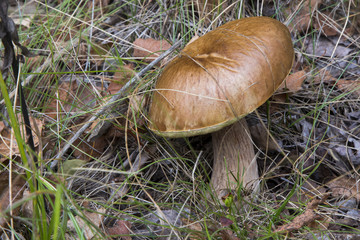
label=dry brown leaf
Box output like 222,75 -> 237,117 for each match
45,81 -> 105,121
313,70 -> 337,84
306,214 -> 332,230
274,195 -> 328,233
71,42 -> 112,69
108,64 -> 135,94
106,220 -> 132,240
20,189 -> 33,219
133,38 -> 171,63
289,178 -> 327,205
311,71 -> 360,96
279,70 -> 307,92
13,17 -> 32,29
219,230 -> 241,240
314,12 -> 339,36
86,93 -> 147,142
70,135 -> 107,162
24,55 -> 44,73
0,121 -> 6,135
181,218 -> 204,240
0,172 -> 27,227
0,114 -> 42,157
67,208 -> 105,239
336,79 -> 360,97
127,94 -> 148,128
326,176 -> 360,201
287,0 -> 323,32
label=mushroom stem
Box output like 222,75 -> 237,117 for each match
211,118 -> 259,197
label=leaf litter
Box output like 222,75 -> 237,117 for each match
1,0 -> 360,239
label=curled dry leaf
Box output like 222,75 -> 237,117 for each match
126,93 -> 148,129
67,208 -> 105,239
275,195 -> 328,233
133,38 -> 171,63
181,218 -> 203,240
69,134 -> 107,162
312,69 -> 337,84
286,0 -> 323,32
0,172 -> 26,227
279,70 -> 307,92
326,176 -> 360,201
289,178 -> 327,206
45,81 -> 105,121
0,114 -> 42,157
219,216 -> 233,227
313,12 -> 339,37
312,71 -> 360,97
108,64 -> 135,94
336,79 -> 360,98
106,220 -> 132,240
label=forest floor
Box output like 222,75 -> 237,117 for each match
1,0 -> 360,239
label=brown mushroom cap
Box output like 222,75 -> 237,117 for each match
149,17 -> 294,138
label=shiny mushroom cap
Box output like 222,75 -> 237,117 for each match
149,16 -> 294,138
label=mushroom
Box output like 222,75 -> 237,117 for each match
148,17 -> 294,198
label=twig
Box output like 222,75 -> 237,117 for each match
50,40 -> 182,169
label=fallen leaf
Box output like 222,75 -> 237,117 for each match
279,70 -> 307,92
313,12 -> 339,36
21,189 -> 33,219
274,195 -> 328,233
181,218 -> 204,240
133,38 -> 171,63
0,171 -> 27,227
336,79 -> 360,97
45,81 -> 105,121
69,134 -> 107,162
219,216 -> 233,227
312,69 -> 337,84
289,178 -> 327,205
106,220 -> 132,240
108,64 -> 135,94
219,229 -> 241,240
0,114 -> 42,157
67,208 -> 105,239
126,93 -> 148,129
286,0 -> 323,32
13,17 -> 32,29
326,176 -> 360,201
